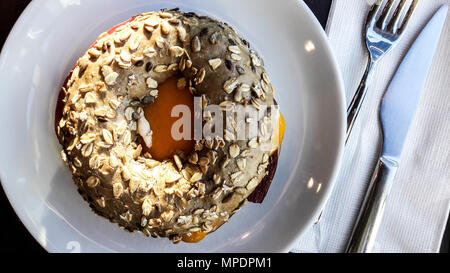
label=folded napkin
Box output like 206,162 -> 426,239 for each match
292,0 -> 450,253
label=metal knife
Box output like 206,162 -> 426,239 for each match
346,4 -> 449,253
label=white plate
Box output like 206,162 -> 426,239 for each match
0,0 -> 345,253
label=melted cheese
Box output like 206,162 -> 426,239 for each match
143,76 -> 195,161
271,113 -> 285,155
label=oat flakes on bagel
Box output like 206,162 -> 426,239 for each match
56,9 -> 284,243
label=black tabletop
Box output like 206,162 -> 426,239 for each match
0,0 -> 447,254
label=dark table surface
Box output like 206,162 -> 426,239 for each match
0,0 -> 447,253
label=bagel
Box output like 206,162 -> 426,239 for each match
56,8 -> 284,243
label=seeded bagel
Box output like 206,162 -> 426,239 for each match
56,9 -> 280,243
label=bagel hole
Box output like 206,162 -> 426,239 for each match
141,76 -> 195,161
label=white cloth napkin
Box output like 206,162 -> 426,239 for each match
291,0 -> 450,253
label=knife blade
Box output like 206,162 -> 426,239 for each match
346,4 -> 448,253
380,4 -> 448,162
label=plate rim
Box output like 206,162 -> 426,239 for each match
280,0 -> 346,253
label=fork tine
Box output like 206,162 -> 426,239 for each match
398,0 -> 419,35
377,0 -> 396,29
387,0 -> 408,33
366,0 -> 383,27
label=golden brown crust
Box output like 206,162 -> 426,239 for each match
56,9 -> 278,243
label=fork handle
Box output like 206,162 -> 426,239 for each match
345,156 -> 398,253
346,59 -> 376,144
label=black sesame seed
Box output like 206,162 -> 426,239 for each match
145,62 -> 153,72
228,39 -> 236,46
225,59 -> 233,71
63,130 -> 71,138
185,12 -> 196,18
135,60 -> 144,67
236,65 -> 245,75
142,95 -> 155,105
200,27 -> 209,37
97,116 -> 108,122
78,66 -> 87,78
132,111 -> 140,120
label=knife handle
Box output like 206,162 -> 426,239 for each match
346,156 -> 398,253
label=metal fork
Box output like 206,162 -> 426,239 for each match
346,0 -> 418,144
315,0 -> 418,226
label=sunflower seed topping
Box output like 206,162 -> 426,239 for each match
208,58 -> 222,70
201,94 -> 208,110
190,172 -> 202,182
235,187 -> 247,195
86,176 -> 99,187
119,30 -> 132,42
113,183 -> 123,198
189,152 -> 198,164
177,26 -> 187,42
228,46 -> 241,54
248,138 -> 258,148
142,198 -> 153,216
223,77 -> 239,94
149,89 -> 159,97
229,144 -> 240,158
169,46 -> 185,57
246,177 -> 259,190
81,143 -> 94,157
120,50 -> 131,63
231,53 -> 241,61
144,17 -> 159,28
80,132 -> 96,144
88,48 -> 101,58
129,36 -> 140,51
143,46 -> 157,58
146,77 -> 158,89
238,83 -> 251,93
173,154 -> 183,171
251,53 -> 261,67
212,188 -> 223,200
154,64 -> 168,73
219,101 -> 234,110
194,68 -> 206,85
102,129 -> 114,145
79,84 -> 95,93
159,12 -> 173,18
161,21 -> 172,35
85,92 -> 97,104
234,89 -> 242,102
191,36 -> 201,52
96,197 -> 106,208
236,158 -> 246,171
